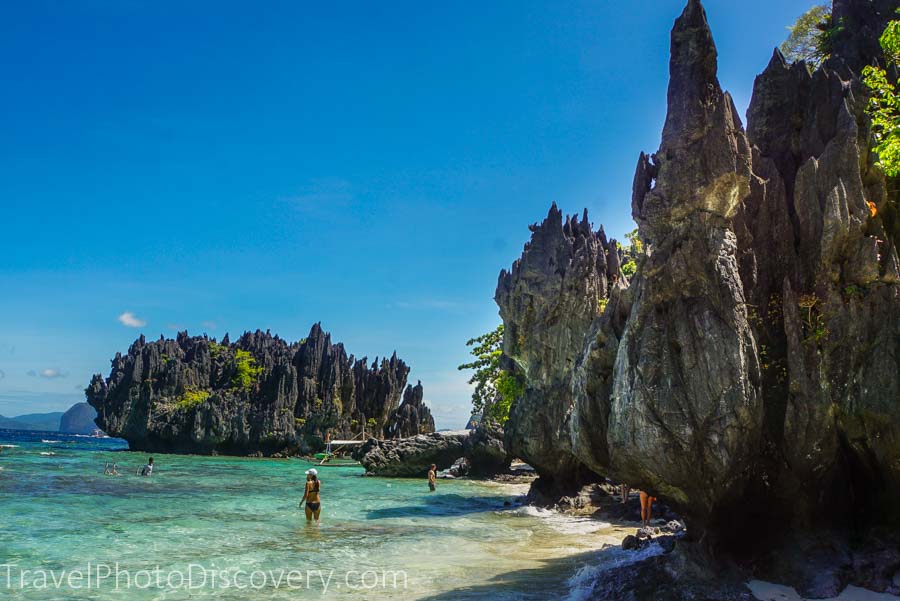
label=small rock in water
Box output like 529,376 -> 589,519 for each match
656,535 -> 676,554
622,535 -> 643,551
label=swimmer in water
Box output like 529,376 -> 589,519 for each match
301,468 -> 321,522
138,457 -> 154,476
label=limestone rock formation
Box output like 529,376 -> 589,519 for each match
354,431 -> 470,477
87,323 -> 430,455
59,402 -> 98,435
495,203 -> 625,492
384,381 -> 435,438
500,0 -> 900,556
608,0 -> 763,531
463,419 -> 512,476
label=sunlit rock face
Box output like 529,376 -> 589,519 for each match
607,0 -> 763,530
502,0 -> 900,551
495,203 -> 624,492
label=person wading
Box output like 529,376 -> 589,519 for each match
427,464 -> 437,492
301,468 -> 322,522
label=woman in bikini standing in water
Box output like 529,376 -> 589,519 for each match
301,468 -> 322,522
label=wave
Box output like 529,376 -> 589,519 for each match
39,452 -> 56,456
0,444 -> 18,448
502,505 -> 612,535
41,440 -> 61,444
564,542 -> 666,601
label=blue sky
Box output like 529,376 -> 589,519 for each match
0,0 -> 816,428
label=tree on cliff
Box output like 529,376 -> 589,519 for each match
457,325 -> 523,424
780,4 -> 834,66
863,11 -> 900,177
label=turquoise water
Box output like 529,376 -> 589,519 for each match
0,429 -> 637,600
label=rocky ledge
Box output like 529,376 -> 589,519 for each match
86,323 -> 434,456
355,420 -> 512,477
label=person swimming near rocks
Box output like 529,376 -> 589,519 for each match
301,468 -> 321,522
428,464 -> 437,492
138,457 -> 154,476
639,490 -> 656,527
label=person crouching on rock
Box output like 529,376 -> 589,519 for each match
428,464 -> 437,492
639,490 -> 655,527
302,468 -> 322,522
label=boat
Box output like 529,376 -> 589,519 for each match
307,437 -> 365,467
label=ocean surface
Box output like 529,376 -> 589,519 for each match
0,429 -> 651,600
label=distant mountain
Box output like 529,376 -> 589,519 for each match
0,411 -> 64,431
59,403 -> 98,434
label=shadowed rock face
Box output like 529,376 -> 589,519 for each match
87,324 -> 431,455
384,381 -> 435,439
501,0 -> 900,552
495,203 -> 624,492
733,15 -> 900,539
354,432 -> 469,477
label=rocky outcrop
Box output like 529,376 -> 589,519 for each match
87,323 -> 431,455
607,0 -> 763,533
463,419 -> 511,476
354,431 -> 470,477
384,381 -> 435,438
59,402 -> 98,434
500,0 -> 900,557
356,421 -> 512,477
495,204 -> 625,492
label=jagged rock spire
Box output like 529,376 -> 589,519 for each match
633,0 -> 750,245
662,0 -> 720,147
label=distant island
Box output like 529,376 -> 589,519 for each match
86,323 -> 434,456
0,401 -> 98,434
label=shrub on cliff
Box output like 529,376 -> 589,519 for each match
458,325 -> 520,424
231,349 -> 263,391
178,389 -> 211,410
863,11 -> 900,177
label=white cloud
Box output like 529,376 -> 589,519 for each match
201,320 -> 218,330
118,311 -> 147,328
39,368 -> 65,379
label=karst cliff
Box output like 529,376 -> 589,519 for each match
498,0 -> 899,559
86,323 -> 434,455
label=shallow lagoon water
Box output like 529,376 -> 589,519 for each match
1,429 -> 636,600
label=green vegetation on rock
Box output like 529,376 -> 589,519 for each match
780,4 -> 835,67
178,389 -> 211,410
231,349 -> 263,391
621,228 -> 642,278
457,325 -> 522,424
863,11 -> 900,177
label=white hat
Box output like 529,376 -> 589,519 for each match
305,468 -> 318,476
